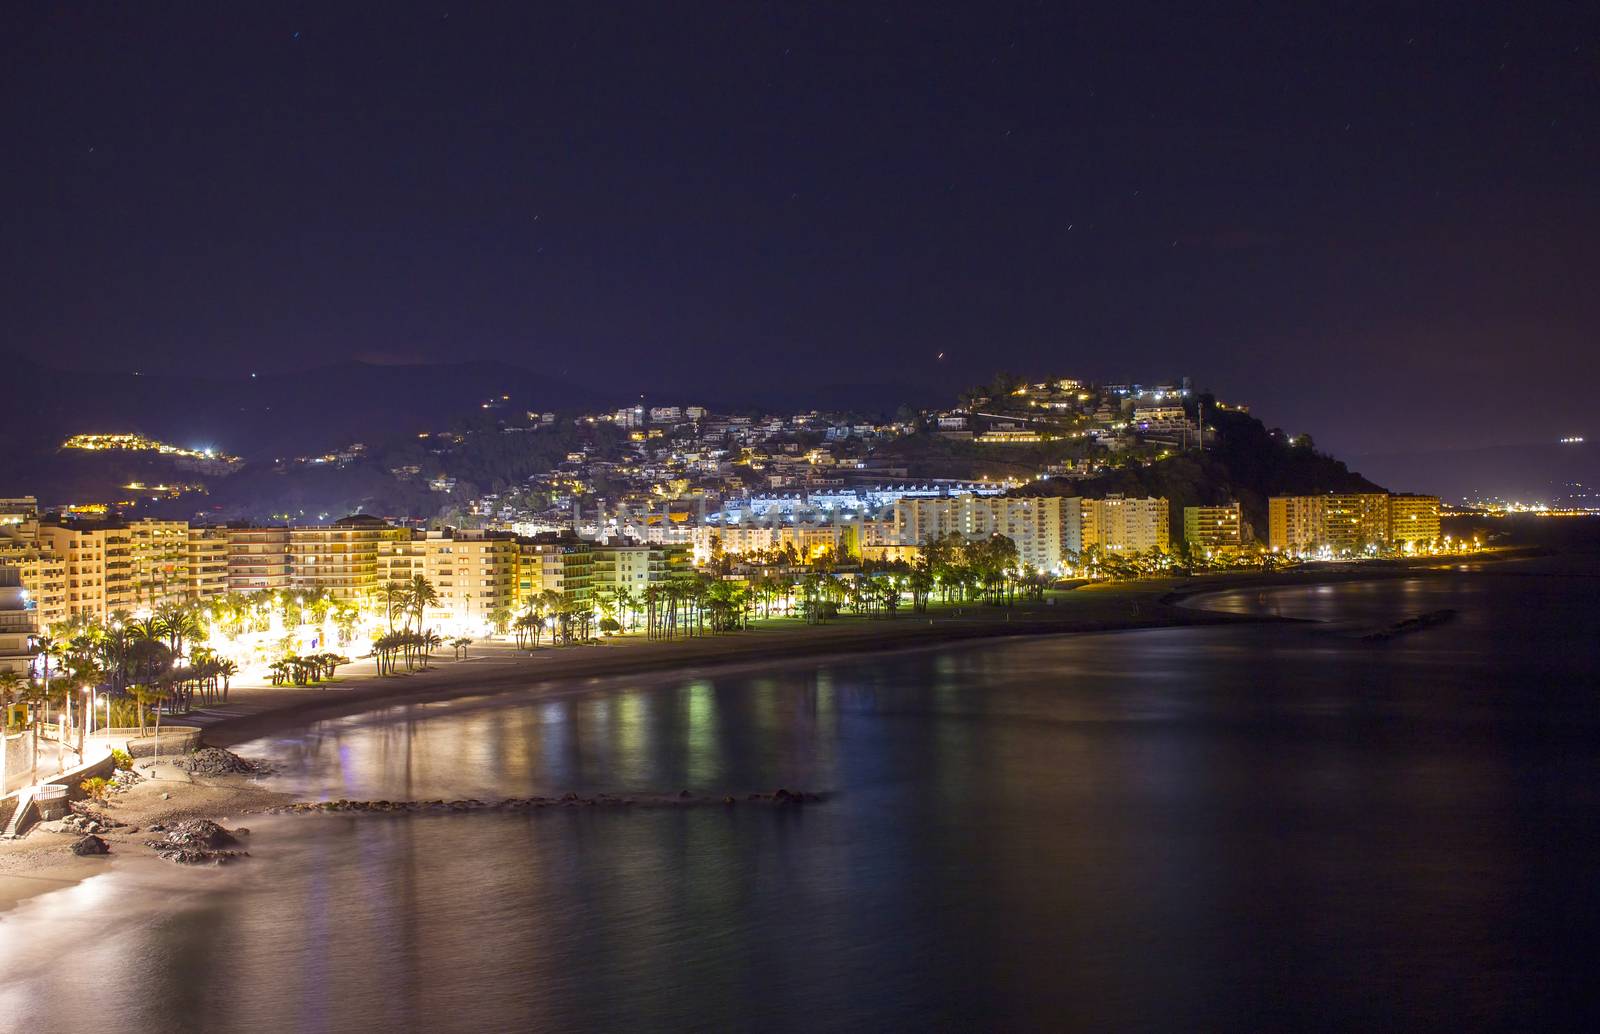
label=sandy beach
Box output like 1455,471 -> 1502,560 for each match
0,557 -> 1495,911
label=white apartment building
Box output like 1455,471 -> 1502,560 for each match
892,495 -> 1078,573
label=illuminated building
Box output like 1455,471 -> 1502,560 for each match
515,540 -> 566,601
1323,493 -> 1391,552
186,526 -> 230,598
33,518 -> 128,621
0,565 -> 37,676
0,497 -> 38,526
0,529 -> 67,632
695,522 -> 861,563
1268,496 -> 1323,553
974,429 -> 1043,444
892,495 -> 1077,572
287,515 -> 407,601
225,526 -> 292,591
128,519 -> 191,609
1268,493 -> 1392,553
1081,495 -> 1170,553
421,529 -> 520,626
1388,494 -> 1441,547
1183,503 -> 1243,549
590,543 -> 689,597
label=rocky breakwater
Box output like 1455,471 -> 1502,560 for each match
143,819 -> 251,865
270,788 -> 827,816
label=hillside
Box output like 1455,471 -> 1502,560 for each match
1015,399 -> 1386,541
0,354 -> 615,508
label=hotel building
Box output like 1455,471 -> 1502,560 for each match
892,496 -> 1076,572
1081,495 -> 1170,553
1268,493 -> 1437,553
1388,494 -> 1442,547
1183,503 -> 1243,549
0,566 -> 36,676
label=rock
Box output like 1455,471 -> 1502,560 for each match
144,819 -> 249,865
160,819 -> 239,849
175,746 -> 274,777
72,835 -> 110,856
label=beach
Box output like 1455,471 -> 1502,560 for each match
0,557 -> 1494,910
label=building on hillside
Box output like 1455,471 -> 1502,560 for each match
1081,495 -> 1170,553
1183,503 -> 1243,549
1131,405 -> 1190,431
1388,494 -> 1441,548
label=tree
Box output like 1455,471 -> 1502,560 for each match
408,576 -> 439,632
380,581 -> 409,633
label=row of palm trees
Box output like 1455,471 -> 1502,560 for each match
268,653 -> 351,686
372,630 -> 443,675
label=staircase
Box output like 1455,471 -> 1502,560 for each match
1,787 -> 36,839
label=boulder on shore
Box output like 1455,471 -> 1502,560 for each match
176,746 -> 273,776
144,819 -> 249,865
71,835 -> 110,856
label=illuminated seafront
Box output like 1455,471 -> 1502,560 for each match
0,555 -> 1501,902
150,558 -> 1486,748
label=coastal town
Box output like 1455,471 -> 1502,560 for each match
1,374 -> 1460,832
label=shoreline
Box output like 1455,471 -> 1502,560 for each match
0,555 -> 1515,912
203,556 -> 1503,750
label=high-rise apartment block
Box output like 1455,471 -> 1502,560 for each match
1268,493 -> 1439,553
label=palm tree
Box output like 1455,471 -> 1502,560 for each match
614,585 -> 639,632
216,659 -> 239,701
31,632 -> 57,695
130,683 -> 171,741
408,576 -> 439,632
379,581 -> 409,633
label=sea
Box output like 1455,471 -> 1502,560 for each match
2,552 -> 1598,1031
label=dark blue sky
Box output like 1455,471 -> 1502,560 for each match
3,2 -> 1595,455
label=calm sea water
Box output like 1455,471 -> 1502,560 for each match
3,560 -> 1599,1031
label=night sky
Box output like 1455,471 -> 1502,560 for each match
3,3 -> 1596,456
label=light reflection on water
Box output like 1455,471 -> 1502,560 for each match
2,570 -> 1599,1031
